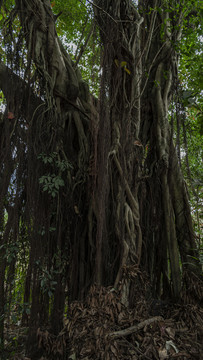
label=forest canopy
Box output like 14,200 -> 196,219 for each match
0,0 -> 202,359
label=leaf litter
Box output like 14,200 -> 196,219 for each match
5,268 -> 203,359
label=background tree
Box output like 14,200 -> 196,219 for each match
0,0 -> 202,358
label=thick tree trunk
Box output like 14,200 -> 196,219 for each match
93,0 -> 201,301
0,106 -> 17,351
12,2 -> 93,354
93,1 -> 144,295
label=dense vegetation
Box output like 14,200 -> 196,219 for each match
0,0 -> 202,358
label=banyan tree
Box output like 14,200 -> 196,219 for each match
0,0 -> 202,357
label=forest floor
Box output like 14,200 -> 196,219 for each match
3,271 -> 203,360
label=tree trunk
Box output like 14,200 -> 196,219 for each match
92,0 -> 201,301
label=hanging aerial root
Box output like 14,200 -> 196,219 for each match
124,202 -> 136,254
112,154 -> 139,220
111,153 -> 142,263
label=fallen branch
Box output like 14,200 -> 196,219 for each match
108,316 -> 163,339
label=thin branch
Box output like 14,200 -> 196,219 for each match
144,0 -> 158,63
108,316 -> 163,339
86,0 -> 117,23
74,15 -> 89,60
75,21 -> 95,67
